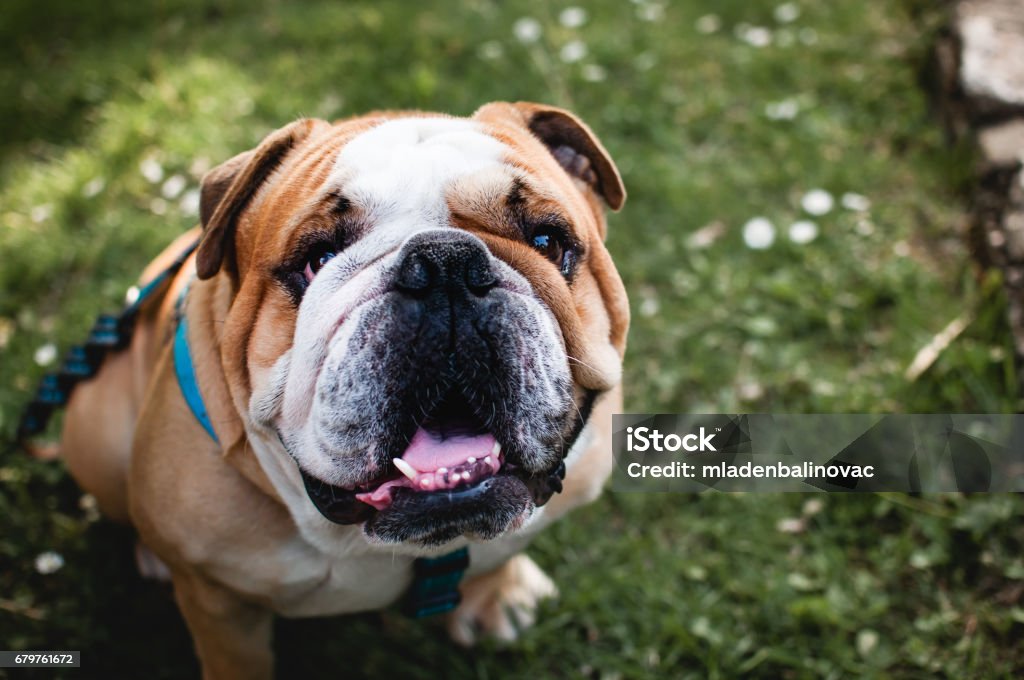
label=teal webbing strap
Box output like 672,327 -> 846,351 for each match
173,310 -> 219,443
404,548 -> 469,618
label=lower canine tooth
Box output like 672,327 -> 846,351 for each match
492,441 -> 501,456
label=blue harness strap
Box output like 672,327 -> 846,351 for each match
404,547 -> 469,618
173,308 -> 219,443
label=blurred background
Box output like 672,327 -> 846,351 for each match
1,0 -> 1022,677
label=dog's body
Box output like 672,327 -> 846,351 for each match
59,103 -> 628,679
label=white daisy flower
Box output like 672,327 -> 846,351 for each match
180,188 -> 201,217
161,174 -> 186,200
813,380 -> 837,396
513,17 -> 542,44
640,295 -> 660,318
857,630 -> 879,657
738,381 -> 765,401
743,217 -> 776,249
738,25 -> 772,47
801,189 -> 834,215
637,3 -> 664,22
35,551 -> 65,574
34,343 -> 57,366
841,192 -> 871,211
139,157 -> 164,184
560,40 -> 588,63
774,3 -> 800,23
30,204 -> 53,223
788,220 -> 819,244
802,498 -> 824,516
559,7 -> 588,28
776,517 -> 806,534
82,177 -> 106,198
765,98 -> 799,120
695,14 -> 721,34
189,156 -> 212,178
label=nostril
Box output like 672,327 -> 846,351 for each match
396,253 -> 433,295
465,262 -> 497,297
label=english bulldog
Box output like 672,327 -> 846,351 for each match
59,101 -> 629,679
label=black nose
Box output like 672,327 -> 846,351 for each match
395,231 -> 498,299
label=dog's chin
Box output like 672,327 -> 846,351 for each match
364,475 -> 535,546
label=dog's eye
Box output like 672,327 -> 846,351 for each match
531,229 -> 563,263
530,226 -> 576,277
303,249 -> 337,282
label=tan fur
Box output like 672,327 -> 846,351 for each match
59,103 -> 628,678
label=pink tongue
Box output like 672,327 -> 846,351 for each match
401,427 -> 496,472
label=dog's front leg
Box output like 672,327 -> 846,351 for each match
172,570 -> 274,680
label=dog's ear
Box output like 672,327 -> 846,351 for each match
196,118 -> 320,280
475,101 -> 625,211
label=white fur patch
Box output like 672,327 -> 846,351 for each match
328,117 -> 509,249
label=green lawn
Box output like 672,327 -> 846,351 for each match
2,0 -> 1022,677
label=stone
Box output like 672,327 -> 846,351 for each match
958,0 -> 1024,117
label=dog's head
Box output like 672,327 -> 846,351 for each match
198,103 -> 628,546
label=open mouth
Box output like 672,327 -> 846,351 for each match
355,428 -> 503,510
297,391 -> 567,539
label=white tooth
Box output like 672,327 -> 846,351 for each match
492,441 -> 502,456
420,478 -> 433,489
462,471 -> 472,480
392,458 -> 418,482
484,456 -> 492,465
467,456 -> 476,464
437,467 -> 448,474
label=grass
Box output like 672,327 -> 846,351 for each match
1,0 -> 1023,677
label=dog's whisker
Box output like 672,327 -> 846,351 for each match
566,354 -> 601,375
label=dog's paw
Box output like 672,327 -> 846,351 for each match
448,554 -> 557,646
134,541 -> 171,581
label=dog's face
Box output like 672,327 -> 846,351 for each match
196,103 -> 628,547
